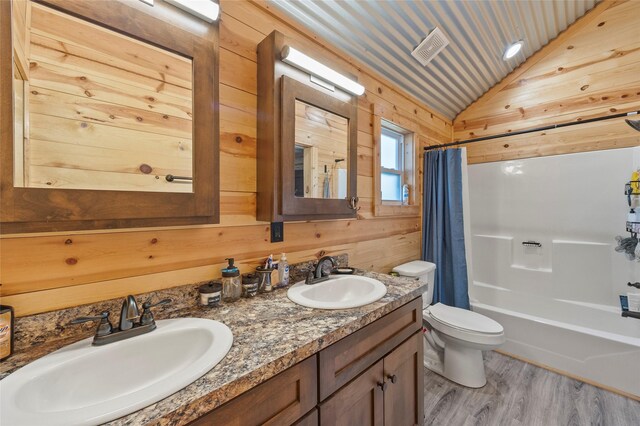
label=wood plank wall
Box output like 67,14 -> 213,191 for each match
0,0 -> 452,317
453,0 -> 640,164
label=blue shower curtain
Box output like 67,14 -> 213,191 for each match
423,149 -> 470,309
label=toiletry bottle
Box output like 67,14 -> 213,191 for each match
323,165 -> 330,198
221,258 -> 241,302
402,184 -> 409,205
279,253 -> 289,288
627,293 -> 640,313
0,305 -> 15,361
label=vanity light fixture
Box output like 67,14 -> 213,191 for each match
164,0 -> 220,22
503,40 -> 523,60
281,46 -> 365,96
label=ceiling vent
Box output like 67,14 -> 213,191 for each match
411,27 -> 449,66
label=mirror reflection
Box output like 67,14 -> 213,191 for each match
13,4 -> 193,193
293,100 -> 348,199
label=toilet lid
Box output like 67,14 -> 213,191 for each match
427,303 -> 503,334
392,260 -> 436,278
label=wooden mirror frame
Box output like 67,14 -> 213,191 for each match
257,30 -> 358,222
281,76 -> 357,218
0,0 -> 219,233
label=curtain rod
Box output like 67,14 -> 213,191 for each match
424,110 -> 640,152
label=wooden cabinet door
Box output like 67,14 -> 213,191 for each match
318,297 -> 422,401
383,332 -> 424,426
294,408 -> 318,426
319,360 -> 384,426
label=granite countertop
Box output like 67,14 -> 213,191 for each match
1,269 -> 426,426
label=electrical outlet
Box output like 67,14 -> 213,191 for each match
271,222 -> 284,243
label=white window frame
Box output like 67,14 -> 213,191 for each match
380,127 -> 405,202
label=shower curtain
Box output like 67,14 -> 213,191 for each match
423,148 -> 470,309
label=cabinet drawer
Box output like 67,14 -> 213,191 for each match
190,355 -> 317,426
318,297 -> 422,400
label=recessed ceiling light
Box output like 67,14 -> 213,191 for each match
503,41 -> 523,61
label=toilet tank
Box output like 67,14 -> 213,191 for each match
392,260 -> 436,308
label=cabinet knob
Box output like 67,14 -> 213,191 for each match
377,381 -> 388,391
387,374 -> 397,384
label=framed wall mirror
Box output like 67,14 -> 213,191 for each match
281,76 -> 357,218
257,31 -> 359,222
0,0 -> 219,233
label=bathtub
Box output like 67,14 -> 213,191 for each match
471,281 -> 640,398
465,148 -> 640,398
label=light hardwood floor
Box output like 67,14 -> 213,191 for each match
424,351 -> 640,426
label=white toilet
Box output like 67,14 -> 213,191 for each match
393,260 -> 505,388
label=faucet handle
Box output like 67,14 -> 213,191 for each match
140,298 -> 172,326
142,298 -> 172,310
70,311 -> 113,337
305,270 -> 315,284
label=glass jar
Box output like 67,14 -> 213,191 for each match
221,258 -> 241,302
241,273 -> 259,298
198,281 -> 222,307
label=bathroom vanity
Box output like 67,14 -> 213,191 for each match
0,271 -> 426,425
192,297 -> 423,425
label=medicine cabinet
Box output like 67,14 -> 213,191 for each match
0,0 -> 220,233
256,30 -> 359,222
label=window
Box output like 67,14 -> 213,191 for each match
373,115 -> 419,217
380,127 -> 404,201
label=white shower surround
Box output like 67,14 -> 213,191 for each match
467,147 -> 640,397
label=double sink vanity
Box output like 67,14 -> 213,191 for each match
0,269 -> 426,425
1,2 -> 425,424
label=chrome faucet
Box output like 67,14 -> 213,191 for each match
306,256 -> 337,285
71,295 -> 171,346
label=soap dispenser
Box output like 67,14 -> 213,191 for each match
222,258 -> 241,302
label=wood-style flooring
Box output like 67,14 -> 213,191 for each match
423,351 -> 640,426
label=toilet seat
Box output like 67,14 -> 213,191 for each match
427,303 -> 503,334
424,303 -> 504,346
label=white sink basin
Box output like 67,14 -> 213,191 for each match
0,318 -> 233,426
287,275 -> 387,309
